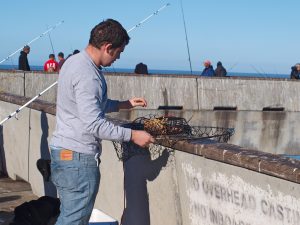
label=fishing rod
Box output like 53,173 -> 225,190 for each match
228,62 -> 238,72
126,3 -> 170,33
250,64 -> 264,77
179,0 -> 193,75
0,82 -> 57,125
46,25 -> 56,55
0,4 -> 170,126
109,3 -> 170,74
0,20 -> 64,65
258,66 -> 268,77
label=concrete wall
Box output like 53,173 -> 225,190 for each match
0,98 -> 299,225
0,71 -> 58,102
1,70 -> 300,111
106,75 -> 199,110
25,72 -> 58,102
97,149 -> 300,225
3,71 -> 297,155
0,102 -> 56,196
0,101 -> 30,180
175,151 -> 300,225
197,78 -> 300,111
108,75 -> 300,111
0,71 -> 25,96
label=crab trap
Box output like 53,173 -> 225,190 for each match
112,115 -> 234,161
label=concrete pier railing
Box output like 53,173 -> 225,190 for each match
0,93 -> 299,225
0,70 -> 300,111
114,109 -> 300,155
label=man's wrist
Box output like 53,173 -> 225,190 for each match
119,100 -> 131,110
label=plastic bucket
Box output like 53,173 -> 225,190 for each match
88,209 -> 118,225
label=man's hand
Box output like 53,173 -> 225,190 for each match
131,130 -> 154,147
129,97 -> 147,108
119,97 -> 147,110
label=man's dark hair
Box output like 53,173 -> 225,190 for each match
49,54 -> 55,59
58,52 -> 64,58
89,19 -> 130,49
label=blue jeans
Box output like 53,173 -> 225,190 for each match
50,146 -> 100,225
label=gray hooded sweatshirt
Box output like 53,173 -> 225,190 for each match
50,50 -> 131,155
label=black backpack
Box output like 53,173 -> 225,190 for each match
10,196 -> 60,225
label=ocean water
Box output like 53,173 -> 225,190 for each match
0,64 -> 290,79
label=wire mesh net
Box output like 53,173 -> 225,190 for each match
112,115 -> 235,161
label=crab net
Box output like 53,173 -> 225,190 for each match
112,115 -> 234,161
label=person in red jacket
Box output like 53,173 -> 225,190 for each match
43,54 -> 59,72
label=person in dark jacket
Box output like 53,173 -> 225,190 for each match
201,60 -> 215,76
290,64 -> 300,79
18,45 -> 31,71
134,62 -> 148,74
57,52 -> 65,70
215,61 -> 227,77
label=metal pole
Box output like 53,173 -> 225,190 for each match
0,4 -> 170,126
0,20 -> 64,65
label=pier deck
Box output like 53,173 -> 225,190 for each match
0,175 -> 37,225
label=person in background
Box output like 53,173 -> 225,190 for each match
18,45 -> 31,71
44,54 -> 59,72
201,60 -> 215,76
295,63 -> 300,79
65,49 -> 80,61
214,61 -> 227,77
134,62 -> 148,74
290,63 -> 300,79
73,49 -> 80,55
57,52 -> 65,70
49,19 -> 154,225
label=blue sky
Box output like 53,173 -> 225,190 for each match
0,0 -> 299,74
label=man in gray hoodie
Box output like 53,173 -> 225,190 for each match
50,19 -> 154,225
